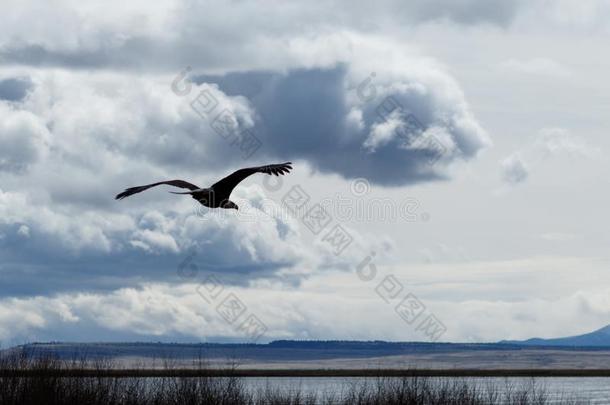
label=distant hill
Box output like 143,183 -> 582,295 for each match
501,324 -> 610,347
13,341 -> 526,361
6,325 -> 610,364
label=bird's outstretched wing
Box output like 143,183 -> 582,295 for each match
212,162 -> 292,198
115,180 -> 200,200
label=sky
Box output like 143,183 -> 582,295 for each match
1,0 -> 609,345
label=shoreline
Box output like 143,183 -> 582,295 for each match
4,368 -> 610,377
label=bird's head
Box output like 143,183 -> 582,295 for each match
223,200 -> 239,210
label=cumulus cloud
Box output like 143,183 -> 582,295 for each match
0,77 -> 32,101
534,127 -> 600,158
0,4 -> 492,186
194,59 -> 489,185
0,60 -> 488,188
0,103 -> 50,173
0,0 -> 524,72
0,183 -> 331,296
9,0 -> 591,345
500,153 -> 529,185
1,255 -> 609,343
500,127 -> 599,185
0,38 -> 456,299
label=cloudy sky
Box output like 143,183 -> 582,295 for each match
1,0 -> 609,345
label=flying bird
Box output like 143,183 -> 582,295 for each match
115,162 -> 292,210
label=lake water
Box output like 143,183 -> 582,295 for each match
242,377 -> 610,404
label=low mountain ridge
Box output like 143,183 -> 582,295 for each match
501,324 -> 610,347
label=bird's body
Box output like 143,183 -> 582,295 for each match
190,188 -> 216,207
170,187 -> 236,209
115,162 -> 292,210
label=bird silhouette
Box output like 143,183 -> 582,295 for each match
115,162 -> 292,210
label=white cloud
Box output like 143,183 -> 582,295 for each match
500,153 -> 529,185
0,104 -> 50,173
17,224 -> 30,237
0,0 -> 525,73
500,127 -> 600,185
363,110 -> 404,152
0,255 -> 608,342
1,0 -> 609,345
534,127 -> 601,158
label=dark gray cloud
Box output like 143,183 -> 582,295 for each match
0,0 -> 488,318
195,65 -> 488,185
0,51 -> 487,300
0,246 -> 289,297
0,197 -> 306,297
0,40 -> 191,72
0,0 -> 524,71
405,0 -> 522,26
0,77 -> 32,101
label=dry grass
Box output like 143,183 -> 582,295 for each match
0,348 -> 587,404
